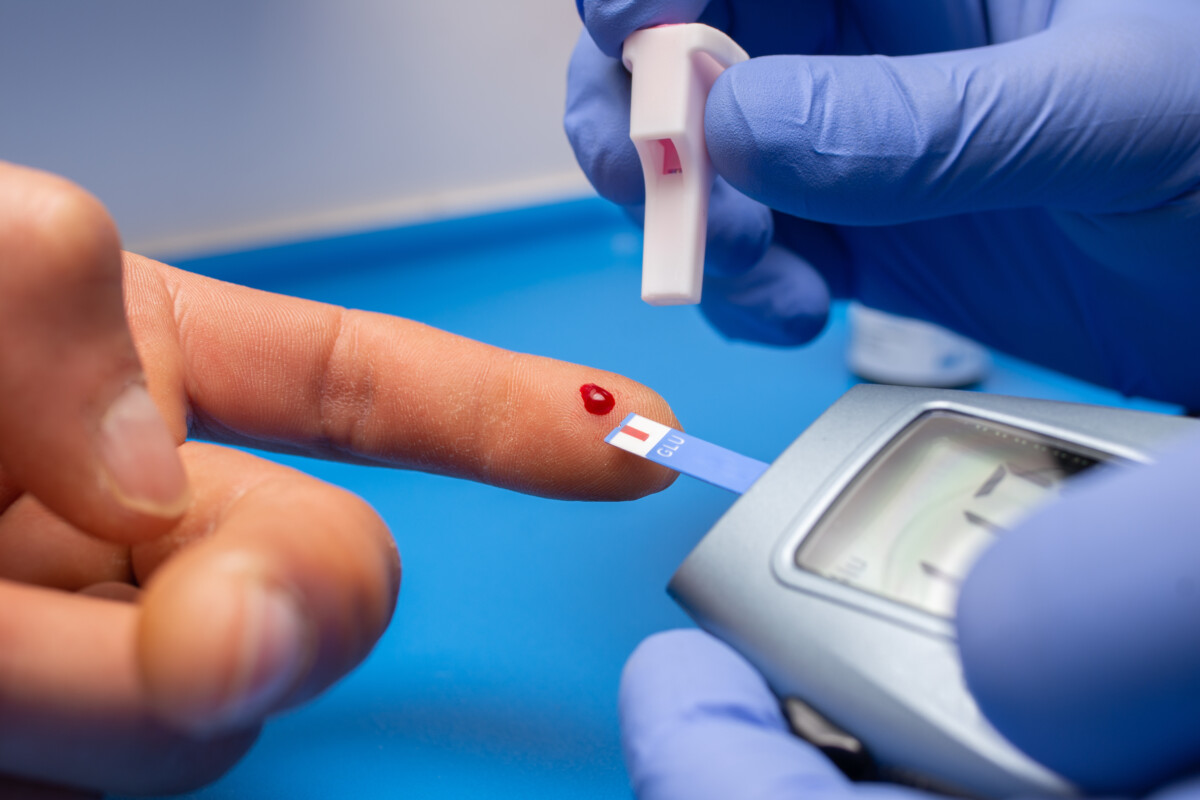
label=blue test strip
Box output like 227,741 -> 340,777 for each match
604,413 -> 770,494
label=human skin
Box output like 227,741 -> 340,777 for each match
0,161 -> 678,797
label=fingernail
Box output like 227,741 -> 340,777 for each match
98,383 -> 189,516
206,583 -> 309,733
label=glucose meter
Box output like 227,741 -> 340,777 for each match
608,385 -> 1196,798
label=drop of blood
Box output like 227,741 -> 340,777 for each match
580,383 -> 616,415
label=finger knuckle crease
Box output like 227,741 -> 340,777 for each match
316,308 -> 377,454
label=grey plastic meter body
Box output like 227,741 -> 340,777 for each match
669,385 -> 1195,798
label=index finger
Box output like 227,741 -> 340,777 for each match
125,254 -> 678,500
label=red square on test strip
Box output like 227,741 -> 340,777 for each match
621,425 -> 650,442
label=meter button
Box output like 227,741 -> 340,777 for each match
782,697 -> 875,780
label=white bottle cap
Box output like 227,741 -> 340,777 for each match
622,24 -> 749,305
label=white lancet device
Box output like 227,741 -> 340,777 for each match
623,24 -> 748,305
608,385 -> 1197,797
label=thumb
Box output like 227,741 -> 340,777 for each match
957,433 -> 1200,795
620,629 -> 857,800
0,163 -> 188,542
705,12 -> 1200,224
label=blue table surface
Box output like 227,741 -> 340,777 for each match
135,198 -> 1175,799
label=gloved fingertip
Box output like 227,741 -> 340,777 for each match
701,245 -> 830,346
704,59 -> 799,207
958,436 -> 1200,794
620,630 -> 785,732
620,630 -> 859,800
565,32 -> 646,207
580,0 -> 713,59
577,0 -> 634,58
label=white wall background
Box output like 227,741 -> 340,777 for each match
0,1 -> 591,256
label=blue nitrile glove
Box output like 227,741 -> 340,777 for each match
619,433 -> 1200,800
565,0 -> 1200,408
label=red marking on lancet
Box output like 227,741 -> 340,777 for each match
620,425 -> 650,441
658,139 -> 682,175
580,384 -> 616,415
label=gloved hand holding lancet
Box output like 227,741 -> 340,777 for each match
622,24 -> 747,305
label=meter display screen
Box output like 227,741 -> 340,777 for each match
795,411 -> 1106,618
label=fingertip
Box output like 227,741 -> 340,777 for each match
0,163 -> 122,270
493,362 -> 679,501
621,629 -> 784,727
579,0 -> 711,58
577,8 -> 625,59
957,443 -> 1200,793
0,164 -> 191,544
137,453 -> 399,736
620,630 -> 854,800
705,35 -> 1182,225
565,31 -> 645,207
704,56 -> 924,223
96,383 -> 191,523
608,399 -> 682,499
0,578 -> 262,794
705,59 -> 800,205
138,552 -> 314,735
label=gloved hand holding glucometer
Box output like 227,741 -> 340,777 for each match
566,1 -> 1200,797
